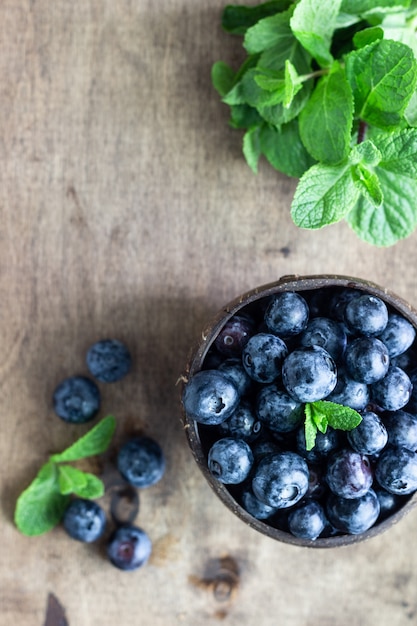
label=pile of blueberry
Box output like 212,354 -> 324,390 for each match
53,339 -> 165,570
182,286 -> 417,542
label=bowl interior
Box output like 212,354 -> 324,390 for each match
182,275 -> 417,547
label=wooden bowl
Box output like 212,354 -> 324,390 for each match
181,275 -> 417,548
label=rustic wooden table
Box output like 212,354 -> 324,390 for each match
2,2 -> 417,625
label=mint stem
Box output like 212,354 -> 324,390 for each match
357,120 -> 367,144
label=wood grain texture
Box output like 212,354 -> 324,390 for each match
1,1 -> 417,625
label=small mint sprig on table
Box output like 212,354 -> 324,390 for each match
212,0 -> 417,246
304,401 -> 362,451
14,415 -> 116,537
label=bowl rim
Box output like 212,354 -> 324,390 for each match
181,274 -> 417,548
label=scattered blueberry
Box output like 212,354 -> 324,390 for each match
252,452 -> 309,508
117,437 -> 165,488
264,292 -> 309,337
107,525 -> 152,571
208,437 -> 254,484
53,375 -> 100,423
282,346 -> 337,403
288,500 -> 327,540
63,498 -> 106,543
182,369 -> 240,425
242,333 -> 288,383
86,339 -> 132,383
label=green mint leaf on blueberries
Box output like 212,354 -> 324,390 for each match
304,401 -> 362,451
50,414 -> 116,463
15,416 -> 116,536
299,60 -> 354,164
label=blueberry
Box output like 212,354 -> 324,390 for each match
264,292 -> 309,337
252,451 -> 309,509
53,375 -> 100,423
374,486 -> 403,520
299,317 -> 347,362
240,488 -> 278,520
328,287 -> 363,322
288,500 -> 327,540
326,449 -> 373,499
214,315 -> 254,357
326,367 -> 370,410
117,437 -> 165,488
375,446 -> 417,495
208,437 -> 254,484
326,489 -> 380,534
182,369 -> 240,425
251,438 -> 281,462
86,339 -> 131,383
347,411 -> 388,456
242,333 -> 288,383
217,358 -> 253,397
378,314 -> 416,358
256,384 -> 303,433
383,410 -> 417,452
345,337 -> 390,384
63,498 -> 106,542
344,294 -> 388,336
295,426 -> 340,463
218,401 -> 262,442
371,366 -> 412,411
281,346 -> 337,403
107,525 -> 152,571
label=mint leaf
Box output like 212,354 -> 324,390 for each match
353,26 -> 384,48
346,168 -> 417,246
58,465 -> 88,495
222,0 -> 292,35
50,415 -> 116,463
299,61 -> 354,164
341,0 -> 411,17
212,62 -> 236,98
284,59 -> 302,107
350,140 -> 382,166
230,104 -> 263,129
312,401 -> 362,431
373,128 -> 417,178
15,462 -> 70,536
259,119 -> 316,177
290,0 -> 343,67
291,161 -> 360,229
345,39 -> 417,129
243,127 -> 262,173
351,163 -> 384,207
404,91 -> 417,127
244,8 -> 294,55
71,472 -> 105,499
304,404 -> 318,450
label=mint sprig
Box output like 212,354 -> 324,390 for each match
213,0 -> 417,246
14,415 -> 116,536
304,401 -> 362,451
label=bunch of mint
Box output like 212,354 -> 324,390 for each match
212,0 -> 417,246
